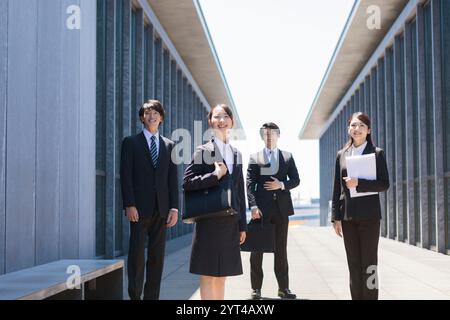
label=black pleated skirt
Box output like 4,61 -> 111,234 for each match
189,215 -> 243,277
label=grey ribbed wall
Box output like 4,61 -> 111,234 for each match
320,0 -> 449,254
0,0 -> 212,274
95,0 -> 207,258
0,0 -> 96,274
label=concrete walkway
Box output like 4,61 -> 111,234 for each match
124,224 -> 450,300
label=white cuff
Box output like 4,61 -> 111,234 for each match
250,206 -> 258,210
280,182 -> 285,190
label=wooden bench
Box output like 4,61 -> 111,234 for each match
0,259 -> 124,300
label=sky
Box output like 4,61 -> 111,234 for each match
198,0 -> 355,201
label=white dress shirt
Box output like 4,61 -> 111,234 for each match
250,147 -> 285,211
265,147 -> 285,190
350,141 -> 368,156
265,147 -> 278,165
214,137 -> 234,174
143,128 -> 160,156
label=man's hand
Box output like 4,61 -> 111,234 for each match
240,231 -> 246,245
126,206 -> 139,222
343,177 -> 358,189
264,177 -> 282,191
251,208 -> 262,220
166,209 -> 178,228
333,221 -> 343,238
214,161 -> 228,180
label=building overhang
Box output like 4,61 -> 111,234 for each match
145,0 -> 245,137
298,0 -> 409,140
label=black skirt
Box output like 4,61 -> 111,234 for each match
190,215 -> 243,277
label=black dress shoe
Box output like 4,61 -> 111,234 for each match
278,288 -> 297,299
251,289 -> 262,300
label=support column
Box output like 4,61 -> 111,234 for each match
163,49 -> 171,138
365,76 -> 371,118
135,9 -> 144,131
320,137 -> 327,225
417,5 -> 430,249
177,71 -> 185,235
370,68 -> 378,146
169,59 -> 177,239
385,48 -> 396,240
104,0 -> 117,259
359,82 -> 365,114
145,24 -> 154,100
154,37 -> 162,102
431,0 -> 446,254
377,58 -> 387,237
404,21 -> 416,245
394,35 -> 405,241
121,0 -> 132,255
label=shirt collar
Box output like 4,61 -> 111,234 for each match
214,136 -> 231,150
144,128 -> 159,141
352,141 -> 367,153
265,147 -> 278,157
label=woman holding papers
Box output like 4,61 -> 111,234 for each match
331,112 -> 390,300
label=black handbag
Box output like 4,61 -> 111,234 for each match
240,216 -> 275,253
182,175 -> 236,223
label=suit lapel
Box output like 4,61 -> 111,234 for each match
230,145 -> 239,179
362,143 -> 375,155
138,132 -> 153,165
158,136 -> 167,169
210,140 -> 224,163
256,150 -> 269,167
276,150 -> 286,177
211,140 -> 239,178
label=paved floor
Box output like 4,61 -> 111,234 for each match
123,224 -> 450,300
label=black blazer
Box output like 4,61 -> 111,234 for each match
331,143 -> 390,222
182,140 -> 247,232
246,149 -> 300,218
120,132 -> 179,218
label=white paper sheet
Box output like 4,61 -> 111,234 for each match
345,153 -> 377,198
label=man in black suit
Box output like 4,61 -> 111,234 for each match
246,122 -> 300,300
120,100 -> 179,300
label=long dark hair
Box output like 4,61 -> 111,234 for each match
343,112 -> 374,151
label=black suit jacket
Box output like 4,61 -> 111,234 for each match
120,132 -> 179,218
246,149 -> 300,218
182,140 -> 247,232
331,143 -> 390,222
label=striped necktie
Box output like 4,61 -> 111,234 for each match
150,135 -> 158,168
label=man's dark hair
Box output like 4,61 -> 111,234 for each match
139,100 -> 165,124
260,122 -> 280,138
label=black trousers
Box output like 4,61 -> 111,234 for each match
342,219 -> 380,300
250,205 -> 289,290
127,211 -> 167,300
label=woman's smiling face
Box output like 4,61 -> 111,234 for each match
348,116 -> 370,145
209,106 -> 233,137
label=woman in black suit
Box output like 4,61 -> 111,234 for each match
331,112 -> 390,300
183,104 -> 247,300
